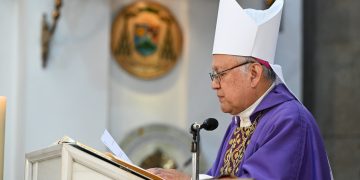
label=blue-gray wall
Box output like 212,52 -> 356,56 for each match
304,0 -> 360,179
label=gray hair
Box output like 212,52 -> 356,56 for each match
235,56 -> 276,82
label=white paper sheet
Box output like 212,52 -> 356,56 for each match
101,129 -> 133,164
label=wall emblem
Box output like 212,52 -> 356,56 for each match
111,1 -> 183,79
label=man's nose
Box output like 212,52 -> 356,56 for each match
211,80 -> 220,89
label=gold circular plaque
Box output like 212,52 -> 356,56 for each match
111,1 -> 183,80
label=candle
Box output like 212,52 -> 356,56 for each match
0,96 -> 6,180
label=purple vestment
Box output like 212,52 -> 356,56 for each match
207,84 -> 332,180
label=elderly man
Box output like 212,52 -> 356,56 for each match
149,0 -> 333,179
206,55 -> 332,179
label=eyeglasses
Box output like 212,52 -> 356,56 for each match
209,61 -> 252,83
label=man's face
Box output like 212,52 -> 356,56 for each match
211,55 -> 254,115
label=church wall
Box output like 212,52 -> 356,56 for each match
304,0 -> 360,179
0,0 -> 110,179
21,0 -> 110,152
109,0 -> 190,149
0,1 -> 22,180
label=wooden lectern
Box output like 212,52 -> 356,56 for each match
25,143 -> 163,180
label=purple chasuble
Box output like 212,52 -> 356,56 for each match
207,84 -> 332,180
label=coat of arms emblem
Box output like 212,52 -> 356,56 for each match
111,1 -> 183,79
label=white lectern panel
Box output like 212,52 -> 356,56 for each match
25,144 -> 159,180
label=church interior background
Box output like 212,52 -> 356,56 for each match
0,0 -> 358,179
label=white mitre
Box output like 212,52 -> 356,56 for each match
213,0 -> 285,83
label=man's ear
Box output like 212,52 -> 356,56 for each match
250,63 -> 263,88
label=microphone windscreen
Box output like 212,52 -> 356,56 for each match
202,118 -> 218,131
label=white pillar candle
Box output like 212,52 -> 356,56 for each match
0,96 -> 6,180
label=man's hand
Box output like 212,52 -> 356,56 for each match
147,168 -> 191,180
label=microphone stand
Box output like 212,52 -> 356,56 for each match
190,118 -> 218,180
191,124 -> 200,180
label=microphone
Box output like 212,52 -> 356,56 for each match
201,118 -> 218,131
191,118 -> 218,132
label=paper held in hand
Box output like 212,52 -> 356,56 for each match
101,129 -> 133,164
